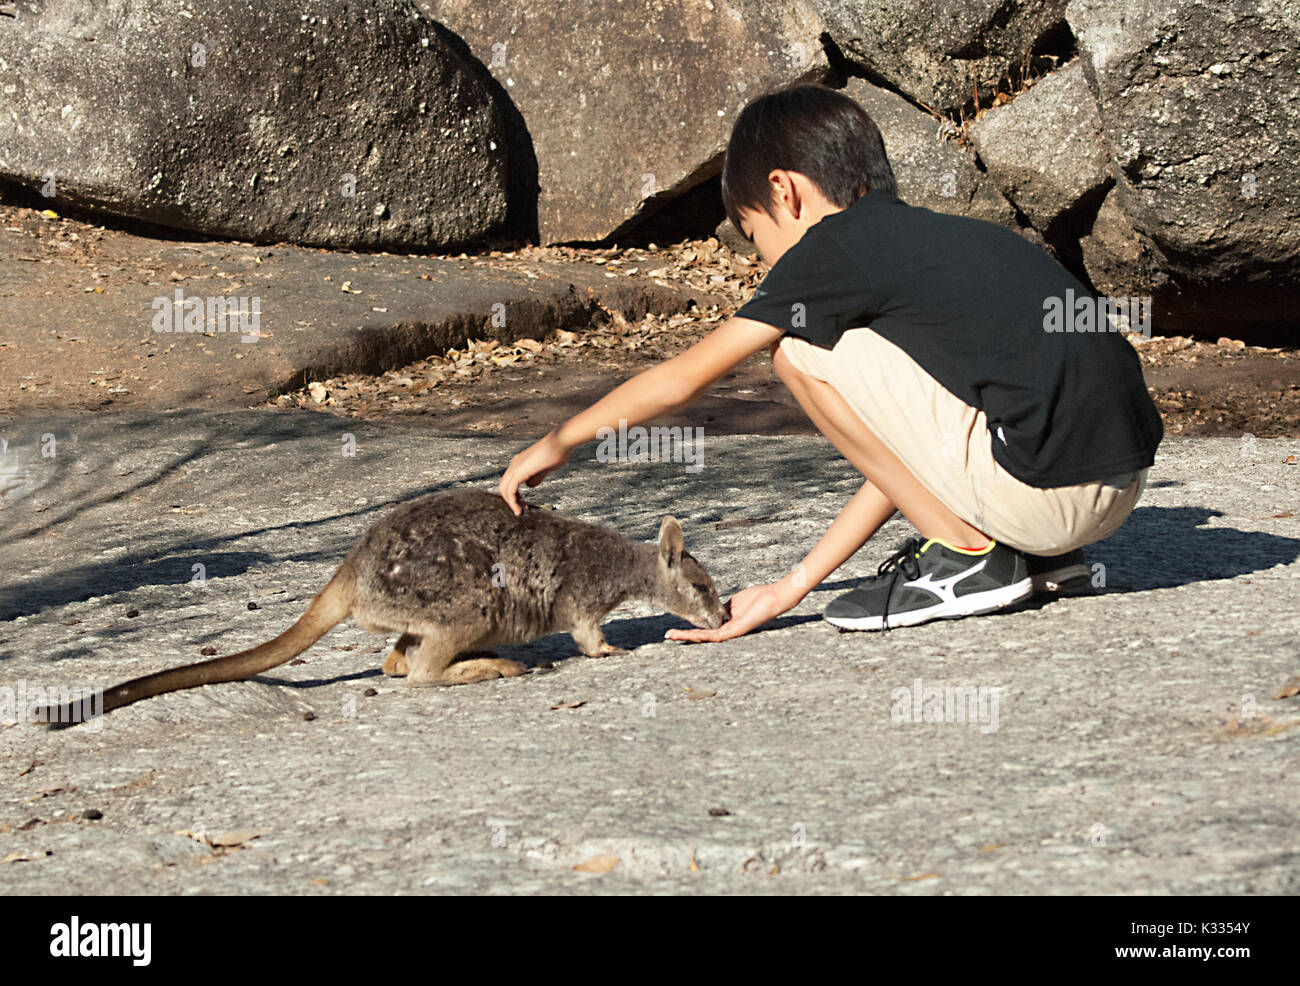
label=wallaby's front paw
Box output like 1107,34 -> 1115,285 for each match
587,642 -> 628,658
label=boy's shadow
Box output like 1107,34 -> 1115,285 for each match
817,505 -> 1300,609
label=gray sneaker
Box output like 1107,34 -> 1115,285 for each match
825,537 -> 1033,631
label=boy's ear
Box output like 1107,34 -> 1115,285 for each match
658,516 -> 684,566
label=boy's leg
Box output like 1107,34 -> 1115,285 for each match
772,342 -> 990,549
772,338 -> 1032,630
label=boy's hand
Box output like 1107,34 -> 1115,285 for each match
665,581 -> 793,643
500,431 -> 571,514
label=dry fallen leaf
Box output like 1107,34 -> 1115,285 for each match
684,686 -> 716,701
308,382 -> 328,403
2,849 -> 51,864
340,281 -> 361,294
573,854 -> 620,874
1283,455 -> 1296,465
174,828 -> 263,849
1275,677 -> 1300,700
208,830 -> 262,848
550,700 -> 586,710
32,781 -> 68,799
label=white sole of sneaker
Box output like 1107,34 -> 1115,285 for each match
825,577 -> 1035,631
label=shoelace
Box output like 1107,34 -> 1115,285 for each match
877,537 -> 924,632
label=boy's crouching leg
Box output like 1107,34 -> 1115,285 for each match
771,340 -> 990,551
772,336 -> 1036,630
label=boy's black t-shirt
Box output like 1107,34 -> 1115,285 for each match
734,189 -> 1163,488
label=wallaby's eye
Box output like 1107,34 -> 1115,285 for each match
691,582 -> 710,595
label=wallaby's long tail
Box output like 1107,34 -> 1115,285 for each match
33,566 -> 356,728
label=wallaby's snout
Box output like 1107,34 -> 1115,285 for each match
656,516 -> 728,630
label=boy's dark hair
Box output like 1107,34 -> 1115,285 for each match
721,84 -> 897,239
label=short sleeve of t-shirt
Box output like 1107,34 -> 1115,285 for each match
734,231 -> 881,347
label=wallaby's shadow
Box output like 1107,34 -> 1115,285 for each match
252,505 -> 1300,691
257,667 -> 383,689
253,611 -> 826,692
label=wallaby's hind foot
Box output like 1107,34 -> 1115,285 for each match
382,632 -> 420,676
382,648 -> 408,676
439,657 -> 528,685
405,657 -> 528,687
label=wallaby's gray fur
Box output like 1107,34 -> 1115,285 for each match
34,489 -> 727,726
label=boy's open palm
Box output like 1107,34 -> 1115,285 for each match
665,582 -> 790,643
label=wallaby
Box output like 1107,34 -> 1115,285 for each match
32,489 -> 727,726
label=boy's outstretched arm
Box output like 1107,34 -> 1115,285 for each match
666,478 -> 896,642
498,316 -> 781,513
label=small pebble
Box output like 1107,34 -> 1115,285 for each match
83,808 -> 103,820
303,711 -> 316,721
199,646 -> 217,656
126,610 -> 139,619
708,807 -> 730,817
247,602 -> 260,611
363,688 -> 378,697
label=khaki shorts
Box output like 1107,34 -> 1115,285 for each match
778,328 -> 1147,555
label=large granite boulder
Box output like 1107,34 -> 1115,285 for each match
1078,185 -> 1171,299
1067,0 -> 1300,334
967,60 -> 1110,231
843,78 -> 1017,228
0,0 -> 509,250
418,0 -> 829,244
814,0 -> 1070,111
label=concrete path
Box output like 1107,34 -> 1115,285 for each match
0,411 -> 1296,893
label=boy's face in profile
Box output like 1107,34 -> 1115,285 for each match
737,207 -> 800,267
736,171 -> 845,267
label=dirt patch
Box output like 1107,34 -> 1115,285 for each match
1,196 -> 1295,438
273,247 -> 1299,439
1133,335 -> 1299,438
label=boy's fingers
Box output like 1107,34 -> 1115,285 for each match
498,475 -> 522,515
665,623 -> 743,643
664,627 -> 723,642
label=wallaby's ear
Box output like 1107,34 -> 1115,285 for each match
658,516 -> 684,566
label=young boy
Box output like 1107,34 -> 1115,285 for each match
499,84 -> 1162,639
